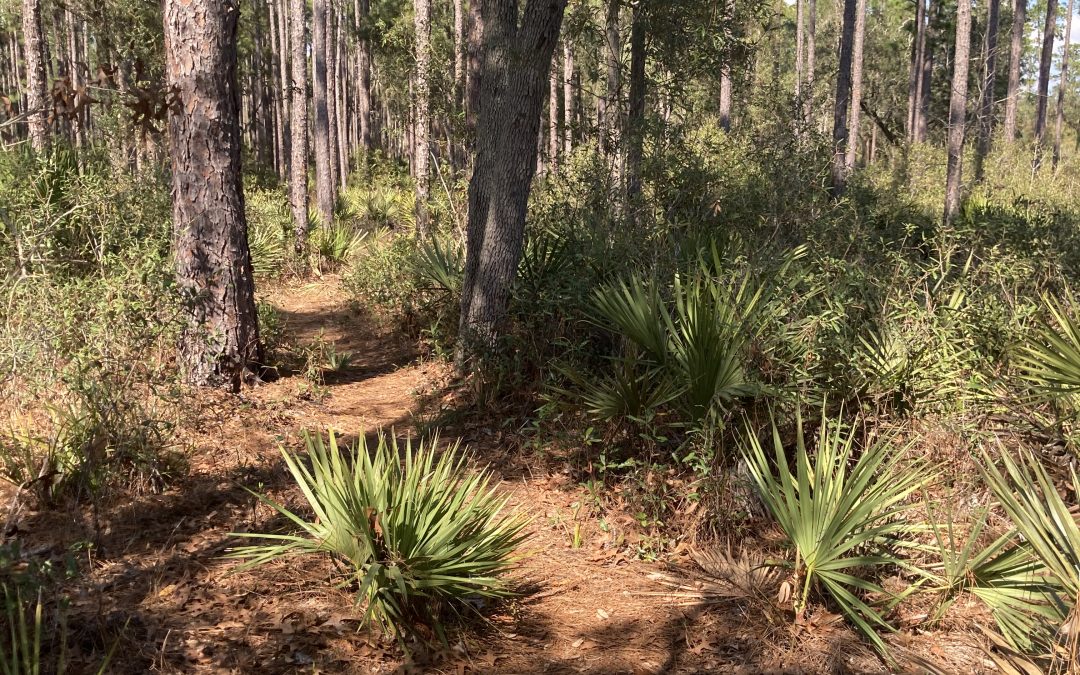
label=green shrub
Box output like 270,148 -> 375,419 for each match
740,407 -> 934,656
229,431 -> 528,641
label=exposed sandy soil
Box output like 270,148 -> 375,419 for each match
4,276 -> 998,674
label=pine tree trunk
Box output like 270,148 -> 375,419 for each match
974,0 -> 1000,180
466,0 -> 484,144
944,0 -> 972,225
917,9 -> 933,144
719,67 -> 733,132
1002,0 -> 1025,141
21,0 -> 49,152
163,0 -> 261,391
326,4 -> 340,193
335,7 -> 348,185
313,0 -> 334,229
290,0 -> 310,248
454,0 -> 467,110
906,0 -> 926,142
414,0 -> 432,235
625,2 -> 646,210
357,0 -> 373,152
796,0 -> 804,102
844,0 -> 867,172
1033,0 -> 1057,167
602,0 -> 620,156
458,0 -> 567,365
829,0 -> 856,196
548,45 -> 560,170
1052,0 -> 1073,168
563,38 -> 574,154
803,0 -> 816,129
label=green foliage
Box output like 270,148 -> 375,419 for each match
245,187 -> 291,277
979,450 -> 1080,655
0,586 -> 44,675
229,431 -> 528,641
1018,291 -> 1080,399
740,407 -> 933,655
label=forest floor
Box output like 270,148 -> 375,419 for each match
8,276 -> 997,673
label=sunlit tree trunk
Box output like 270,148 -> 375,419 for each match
563,38 -> 574,153
803,0 -> 816,130
974,0 -> 999,181
944,0 -> 972,225
1002,0 -> 1025,141
357,0 -> 373,153
289,0 -> 310,248
466,0 -> 483,145
1033,0 -> 1056,168
326,4 -> 340,192
454,0 -> 467,111
458,0 -> 567,366
625,1 -> 646,210
916,6 -> 933,144
906,0 -> 926,142
829,0 -> 856,196
163,0 -> 261,391
414,0 -> 432,235
844,0 -> 866,172
22,0 -> 49,152
796,0 -> 804,102
602,0 -> 620,156
548,45 -> 560,170
1053,0 -> 1074,168
313,0 -> 334,228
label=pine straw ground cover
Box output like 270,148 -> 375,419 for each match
0,277 -> 1016,673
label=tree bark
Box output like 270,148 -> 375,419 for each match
21,0 -> 49,152
944,0 -> 972,225
334,5 -> 348,185
326,4 -> 340,192
602,0 -> 621,156
625,1 -> 646,209
844,0 -> 867,172
829,0 -> 856,196
548,44 -> 560,170
289,0 -> 310,248
974,0 -> 1000,181
357,0 -> 373,153
163,0 -> 261,391
563,38 -> 574,153
916,6 -> 933,144
414,0 -> 432,234
1002,0 -> 1025,141
906,0 -> 926,142
454,0 -> 467,111
796,0 -> 804,102
313,0 -> 334,229
1053,0 -> 1074,168
466,0 -> 484,144
457,0 -> 567,365
1033,0 -> 1057,167
803,0 -> 816,130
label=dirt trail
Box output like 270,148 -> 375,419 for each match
17,276 -> 986,673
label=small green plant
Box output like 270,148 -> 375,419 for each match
979,448 -> 1080,664
1018,291 -> 1080,399
228,431 -> 528,641
740,407 -> 934,656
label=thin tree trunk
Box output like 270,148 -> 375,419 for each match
796,0 -> 804,102
625,1 -> 646,210
414,0 -> 432,234
803,0 -> 816,129
548,44 -> 559,170
563,38 -> 574,154
1033,0 -> 1057,168
357,0 -> 373,153
944,0 -> 972,225
602,0 -> 620,156
907,0 -> 926,142
313,0 -> 334,228
22,0 -> 49,152
326,4 -> 340,193
1002,0 -> 1025,141
829,0 -> 857,196
1053,0 -> 1074,168
335,6 -> 348,185
974,0 -> 1000,181
163,0 -> 261,391
457,0 -> 568,365
845,0 -> 867,172
917,9 -> 933,144
289,0 -> 310,248
718,67 -> 733,132
454,0 -> 467,111
466,0 -> 483,145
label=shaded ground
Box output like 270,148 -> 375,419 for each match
6,276 -> 996,673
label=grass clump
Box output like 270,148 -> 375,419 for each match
229,430 -> 528,641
